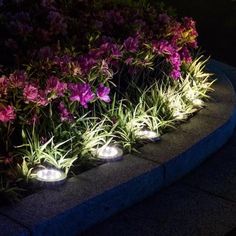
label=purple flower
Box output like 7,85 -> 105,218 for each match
69,83 -> 95,108
99,42 -> 122,59
170,69 -> 181,80
125,57 -> 133,65
58,102 -> 73,122
169,52 -> 181,68
97,84 -> 111,103
168,52 -> 181,79
180,47 -> 192,63
152,40 -> 174,55
152,40 -> 181,79
123,37 -> 139,53
110,44 -> 122,58
79,55 -> 97,75
53,55 -> 72,75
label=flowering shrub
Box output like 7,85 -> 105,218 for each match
0,0 -> 212,203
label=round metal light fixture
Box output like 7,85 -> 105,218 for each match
97,145 -> 123,162
35,168 -> 66,184
192,98 -> 203,107
173,111 -> 187,120
136,129 -> 160,141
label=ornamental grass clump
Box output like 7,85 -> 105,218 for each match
0,0 -> 213,203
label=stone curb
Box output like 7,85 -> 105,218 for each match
0,60 -> 236,236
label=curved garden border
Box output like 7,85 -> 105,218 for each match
0,60 -> 236,236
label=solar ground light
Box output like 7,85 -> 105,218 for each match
136,129 -> 160,141
35,168 -> 66,185
192,98 -> 204,107
97,145 -> 123,162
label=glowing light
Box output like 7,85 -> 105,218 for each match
97,145 -> 123,161
36,168 -> 66,183
136,130 -> 160,141
173,111 -> 187,120
192,98 -> 203,107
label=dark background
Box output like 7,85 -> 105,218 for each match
165,0 -> 236,66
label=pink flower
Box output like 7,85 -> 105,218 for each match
8,71 -> 27,88
69,83 -> 95,108
37,90 -> 48,106
46,76 -> 67,99
23,84 -> 39,102
23,84 -> 48,106
0,105 -> 16,123
97,84 -> 111,103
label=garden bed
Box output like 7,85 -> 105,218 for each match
0,60 -> 235,236
0,0 -> 214,203
0,1 -> 235,235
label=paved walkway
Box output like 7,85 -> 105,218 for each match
81,63 -> 236,235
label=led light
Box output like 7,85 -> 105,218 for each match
136,129 -> 160,141
173,111 -> 187,120
36,168 -> 66,183
192,98 -> 203,107
97,145 -> 123,161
